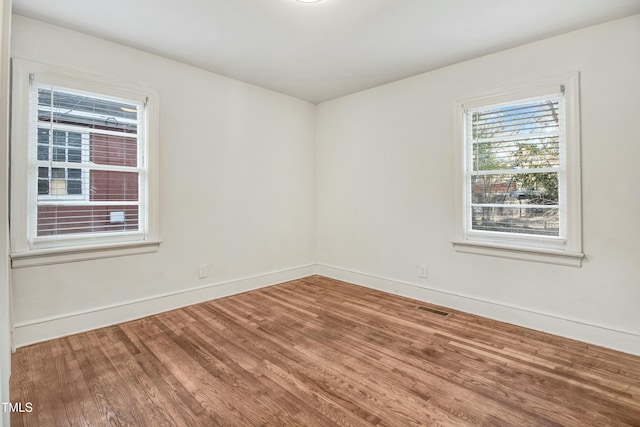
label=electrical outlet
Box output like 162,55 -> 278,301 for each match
198,264 -> 208,279
419,265 -> 428,279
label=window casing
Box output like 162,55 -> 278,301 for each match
11,59 -> 160,267
452,74 -> 583,266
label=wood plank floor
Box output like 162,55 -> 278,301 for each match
10,275 -> 640,426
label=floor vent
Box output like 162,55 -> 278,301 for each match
416,306 -> 450,317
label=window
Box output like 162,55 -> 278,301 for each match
33,85 -> 141,237
11,59 -> 160,267
452,74 -> 583,266
37,129 -> 89,200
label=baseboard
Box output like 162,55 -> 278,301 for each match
14,262 -> 640,356
318,264 -> 640,356
13,264 -> 318,348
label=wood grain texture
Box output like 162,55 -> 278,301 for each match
10,275 -> 640,426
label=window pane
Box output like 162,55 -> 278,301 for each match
50,180 -> 66,195
38,179 -> 49,195
90,171 -> 139,201
37,144 -> 49,161
53,147 -> 66,162
68,148 -> 81,163
67,168 -> 81,179
37,88 -> 52,122
473,136 -> 559,171
471,173 -> 558,205
67,179 -> 82,195
471,206 -> 559,236
67,132 -> 82,147
37,205 -> 139,236
472,100 -> 560,140
67,169 -> 83,195
37,128 -> 51,160
90,134 -> 138,167
51,168 -> 65,179
39,88 -> 138,133
37,167 -> 49,196
53,130 -> 66,146
37,128 -> 49,144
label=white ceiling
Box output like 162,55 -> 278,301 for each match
12,0 -> 640,103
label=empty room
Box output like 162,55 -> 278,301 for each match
0,0 -> 639,425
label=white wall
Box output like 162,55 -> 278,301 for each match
317,15 -> 640,355
10,15 -> 317,346
0,2 -> 10,426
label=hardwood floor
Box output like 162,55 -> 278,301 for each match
10,275 -> 640,426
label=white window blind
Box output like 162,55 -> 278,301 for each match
31,81 -> 146,243
465,92 -> 565,239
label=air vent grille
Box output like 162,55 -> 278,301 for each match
416,306 -> 450,317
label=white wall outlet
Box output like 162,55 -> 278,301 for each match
198,264 -> 208,279
419,265 -> 428,279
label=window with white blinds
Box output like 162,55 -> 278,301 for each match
10,59 -> 160,264
465,93 -> 564,239
33,84 -> 144,239
452,74 -> 583,266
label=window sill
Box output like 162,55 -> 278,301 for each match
452,240 -> 583,267
11,240 -> 161,268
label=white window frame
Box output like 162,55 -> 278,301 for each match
10,59 -> 161,268
452,73 -> 583,267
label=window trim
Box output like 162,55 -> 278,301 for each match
451,73 -> 583,267
10,58 -> 161,266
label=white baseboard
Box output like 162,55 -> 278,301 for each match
318,264 -> 640,357
13,264 -> 318,348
